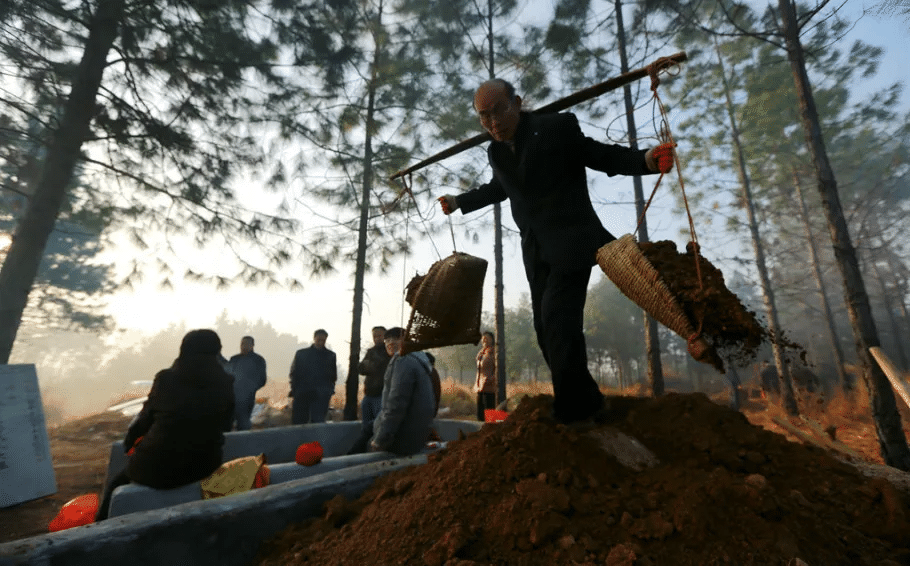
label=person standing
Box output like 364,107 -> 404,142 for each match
289,329 -> 337,424
475,331 -> 496,421
229,336 -> 267,431
369,327 -> 436,456
439,78 -> 674,424
348,326 -> 392,454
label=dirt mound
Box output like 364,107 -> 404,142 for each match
256,394 -> 909,566
639,241 -> 810,375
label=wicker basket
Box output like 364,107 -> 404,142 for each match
402,252 -> 488,354
596,234 -> 718,367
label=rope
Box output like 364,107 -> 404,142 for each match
395,173 -> 445,261
642,56 -> 707,343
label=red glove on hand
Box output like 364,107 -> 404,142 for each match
652,143 -> 675,174
438,195 -> 459,215
295,441 -> 324,466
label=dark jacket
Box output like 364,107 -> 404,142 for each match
372,351 -> 436,456
358,343 -> 391,398
289,345 -> 337,397
229,351 -> 267,397
124,360 -> 234,489
456,111 -> 651,272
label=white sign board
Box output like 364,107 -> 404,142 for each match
0,364 -> 57,507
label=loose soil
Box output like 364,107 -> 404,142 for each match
639,240 -> 803,372
256,393 -> 910,566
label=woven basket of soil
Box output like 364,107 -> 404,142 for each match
597,235 -> 766,372
402,252 -> 488,354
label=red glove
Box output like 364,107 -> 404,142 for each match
295,441 -> 324,466
438,195 -> 458,215
651,143 -> 675,174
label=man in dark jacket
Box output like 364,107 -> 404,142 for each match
289,329 -> 337,424
348,326 -> 391,454
229,336 -> 267,430
439,78 -> 674,424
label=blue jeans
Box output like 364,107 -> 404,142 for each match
361,395 -> 382,430
348,395 -> 383,455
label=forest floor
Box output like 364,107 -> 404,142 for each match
2,383 -> 909,566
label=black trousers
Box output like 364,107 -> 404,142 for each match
525,241 -> 604,422
476,392 -> 496,421
96,470 -> 131,521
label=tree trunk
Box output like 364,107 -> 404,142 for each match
0,0 -> 125,363
871,249 -> 908,370
793,170 -> 851,392
483,0 -> 508,409
494,203 -> 507,406
714,41 -> 799,415
344,3 -> 383,421
778,0 -> 910,469
614,0 -> 664,397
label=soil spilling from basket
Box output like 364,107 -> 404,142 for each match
638,240 -> 802,372
255,394 -> 909,566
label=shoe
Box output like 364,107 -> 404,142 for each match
555,396 -> 611,426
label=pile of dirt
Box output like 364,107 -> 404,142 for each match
255,393 -> 909,566
639,240 -> 803,372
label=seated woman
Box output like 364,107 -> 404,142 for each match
96,329 -> 234,520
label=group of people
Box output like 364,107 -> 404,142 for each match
96,325 -> 444,520
95,77 -> 674,521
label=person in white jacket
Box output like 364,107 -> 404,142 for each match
370,327 -> 436,456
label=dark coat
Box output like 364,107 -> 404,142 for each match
358,343 -> 391,398
124,360 -> 234,489
229,351 -> 267,397
289,345 -> 337,397
456,111 -> 651,273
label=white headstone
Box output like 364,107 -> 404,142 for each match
0,364 -> 57,507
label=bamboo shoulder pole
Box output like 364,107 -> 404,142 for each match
389,51 -> 687,181
870,346 -> 910,411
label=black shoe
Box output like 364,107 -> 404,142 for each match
555,396 -> 610,425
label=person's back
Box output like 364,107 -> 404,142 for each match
372,350 -> 436,456
127,363 -> 234,488
97,329 -> 234,521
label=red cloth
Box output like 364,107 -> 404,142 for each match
295,441 -> 324,466
48,494 -> 98,532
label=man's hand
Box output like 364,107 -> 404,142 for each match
438,195 -> 459,215
645,143 -> 676,174
369,440 -> 382,452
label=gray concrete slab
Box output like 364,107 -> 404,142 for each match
107,450 -> 401,518
0,365 -> 56,508
0,455 -> 428,566
102,418 -> 481,492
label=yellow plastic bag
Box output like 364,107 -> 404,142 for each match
200,454 -> 269,499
